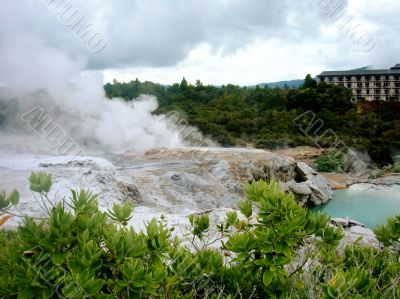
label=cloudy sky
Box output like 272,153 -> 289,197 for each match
1,0 -> 400,85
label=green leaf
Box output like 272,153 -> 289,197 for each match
274,256 -> 291,266
238,200 -> 253,219
83,279 -> 104,295
262,270 -> 273,286
8,189 -> 20,205
226,211 -> 238,227
0,190 -> 10,210
51,252 -> 67,266
62,279 -> 82,298
108,202 -> 133,226
29,172 -> 52,194
17,287 -> 39,299
253,258 -> 270,267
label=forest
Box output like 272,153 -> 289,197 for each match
104,75 -> 400,165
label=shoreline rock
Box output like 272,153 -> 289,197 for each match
322,172 -> 400,190
116,147 -> 333,208
330,217 -> 379,248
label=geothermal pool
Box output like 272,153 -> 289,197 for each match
314,184 -> 400,228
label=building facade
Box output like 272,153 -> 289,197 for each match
317,64 -> 400,101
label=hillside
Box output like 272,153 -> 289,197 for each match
104,76 -> 400,166
249,79 -> 304,89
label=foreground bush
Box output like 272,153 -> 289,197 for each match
0,172 -> 399,298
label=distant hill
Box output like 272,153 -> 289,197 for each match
249,79 -> 304,89
349,66 -> 372,71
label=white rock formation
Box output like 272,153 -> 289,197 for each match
0,147 -> 333,232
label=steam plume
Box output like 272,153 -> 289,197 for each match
0,28 -> 190,155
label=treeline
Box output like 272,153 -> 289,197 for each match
104,76 -> 400,165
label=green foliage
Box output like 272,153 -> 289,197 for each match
29,171 -> 52,194
189,214 -> 210,241
393,162 -> 400,173
104,76 -> 400,165
226,180 -> 343,296
108,202 -> 133,226
316,150 -> 345,173
0,188 -> 19,227
0,189 -> 19,210
391,156 -> 400,173
374,214 -> 400,247
0,173 -> 399,298
238,199 -> 252,219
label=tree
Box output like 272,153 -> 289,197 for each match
180,77 -> 188,91
195,80 -> 203,89
302,74 -> 317,89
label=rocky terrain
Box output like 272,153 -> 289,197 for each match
272,146 -> 400,190
1,146 -> 381,247
272,146 -> 323,169
115,147 -> 333,208
330,217 -> 379,248
323,172 -> 400,190
1,147 -> 331,229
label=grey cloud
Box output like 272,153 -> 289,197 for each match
3,0 -> 398,73
1,0 -> 329,70
93,0 -> 328,69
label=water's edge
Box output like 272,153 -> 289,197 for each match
313,183 -> 400,228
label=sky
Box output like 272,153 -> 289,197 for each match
1,0 -> 400,86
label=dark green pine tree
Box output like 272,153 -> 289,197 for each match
180,77 -> 188,91
302,74 -> 317,89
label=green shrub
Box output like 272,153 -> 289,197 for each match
392,162 -> 400,173
0,173 -> 399,298
316,150 -> 345,173
393,164 -> 400,173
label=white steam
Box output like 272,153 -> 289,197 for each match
0,27 -> 196,155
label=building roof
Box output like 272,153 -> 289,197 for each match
318,64 -> 400,77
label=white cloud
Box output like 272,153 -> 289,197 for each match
1,0 -> 400,85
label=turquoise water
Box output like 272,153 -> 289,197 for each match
313,184 -> 400,228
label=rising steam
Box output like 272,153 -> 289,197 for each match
0,27 -> 204,155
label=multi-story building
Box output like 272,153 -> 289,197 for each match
317,64 -> 400,101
